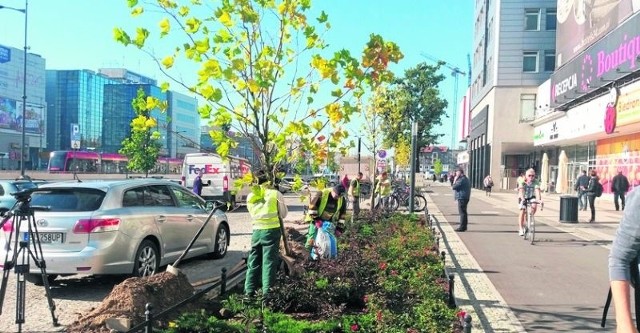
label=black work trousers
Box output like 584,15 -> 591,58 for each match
457,199 -> 469,230
588,195 -> 596,222
614,191 -> 626,211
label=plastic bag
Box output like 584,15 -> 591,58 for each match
310,221 -> 338,260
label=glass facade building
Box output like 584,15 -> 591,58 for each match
102,84 -> 168,154
45,70 -> 115,152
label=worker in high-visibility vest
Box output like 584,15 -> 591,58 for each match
374,171 -> 392,210
348,172 -> 363,222
244,171 -> 288,296
305,185 -> 347,251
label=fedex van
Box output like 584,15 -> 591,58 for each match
181,153 -> 252,207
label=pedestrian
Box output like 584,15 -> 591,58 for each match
304,185 -> 347,254
612,170 -> 630,211
452,167 -> 470,232
575,170 -> 590,211
586,169 -> 600,223
374,171 -> 392,210
341,174 -> 350,190
608,187 -> 640,332
348,172 -> 363,222
244,170 -> 288,297
432,173 -> 437,182
449,172 -> 455,186
192,168 -> 205,196
483,174 -> 494,196
516,171 -> 526,190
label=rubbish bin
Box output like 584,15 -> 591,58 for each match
559,195 -> 579,223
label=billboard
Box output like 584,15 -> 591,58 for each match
0,96 -> 43,134
556,0 -> 638,68
550,11 -> 640,107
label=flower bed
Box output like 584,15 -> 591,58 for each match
163,211 -> 462,333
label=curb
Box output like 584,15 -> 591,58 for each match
426,193 -> 526,333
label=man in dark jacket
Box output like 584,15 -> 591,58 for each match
452,167 -> 471,232
586,170 -> 600,223
612,170 -> 630,211
575,170 -> 590,211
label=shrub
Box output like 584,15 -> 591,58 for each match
164,212 -> 459,333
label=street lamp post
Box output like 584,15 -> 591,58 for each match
0,1 -> 28,176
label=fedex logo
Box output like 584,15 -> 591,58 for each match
189,164 -> 222,174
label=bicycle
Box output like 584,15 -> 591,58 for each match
388,183 -> 427,212
521,197 -> 543,245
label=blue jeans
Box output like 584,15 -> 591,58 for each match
577,190 -> 587,209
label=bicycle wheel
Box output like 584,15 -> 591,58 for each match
529,214 -> 536,245
413,194 -> 427,211
388,195 -> 400,212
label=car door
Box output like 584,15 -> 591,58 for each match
142,185 -> 190,260
168,185 -> 213,256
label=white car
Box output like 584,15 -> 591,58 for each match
0,179 -> 230,284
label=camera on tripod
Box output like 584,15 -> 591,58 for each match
0,185 -> 59,331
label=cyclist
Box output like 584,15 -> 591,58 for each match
518,168 -> 542,236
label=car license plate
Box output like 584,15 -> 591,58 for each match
22,232 -> 63,244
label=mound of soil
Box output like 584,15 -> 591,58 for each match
66,271 -> 196,333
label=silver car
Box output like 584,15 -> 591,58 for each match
0,179 -> 230,284
0,179 -> 38,216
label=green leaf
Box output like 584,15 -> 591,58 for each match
317,10 -> 328,23
126,0 -> 138,8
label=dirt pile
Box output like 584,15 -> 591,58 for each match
66,271 -> 196,332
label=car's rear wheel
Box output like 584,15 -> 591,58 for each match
133,240 -> 159,277
25,273 -> 58,286
208,224 -> 229,259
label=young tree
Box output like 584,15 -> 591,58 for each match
119,88 -> 163,177
379,62 -> 448,151
115,0 -> 402,186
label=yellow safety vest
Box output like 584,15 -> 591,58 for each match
350,179 -> 360,196
247,188 -> 280,230
318,189 -> 343,222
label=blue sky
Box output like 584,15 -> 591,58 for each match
0,0 -> 473,149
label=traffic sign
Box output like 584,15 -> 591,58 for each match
378,150 -> 387,159
71,123 -> 81,149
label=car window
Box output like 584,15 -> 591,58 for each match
14,182 -> 36,192
31,188 -> 105,212
144,185 -> 175,207
170,186 -> 205,209
123,187 -> 145,207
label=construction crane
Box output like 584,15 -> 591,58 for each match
421,53 -> 467,149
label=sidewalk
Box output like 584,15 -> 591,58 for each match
426,181 -> 618,332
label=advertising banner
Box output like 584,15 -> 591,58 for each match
556,0 -> 637,68
551,11 -> 640,107
0,96 -> 17,130
0,97 -> 43,134
595,133 -> 640,194
0,45 -> 10,64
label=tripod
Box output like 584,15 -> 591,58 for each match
0,189 -> 58,332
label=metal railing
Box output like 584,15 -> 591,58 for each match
429,214 -> 474,333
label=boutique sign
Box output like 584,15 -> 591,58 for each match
551,13 -> 640,107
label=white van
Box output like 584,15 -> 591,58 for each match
181,153 -> 252,207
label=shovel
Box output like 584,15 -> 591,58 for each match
278,214 -> 301,276
166,200 -> 225,275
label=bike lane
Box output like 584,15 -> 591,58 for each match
426,183 -> 616,332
